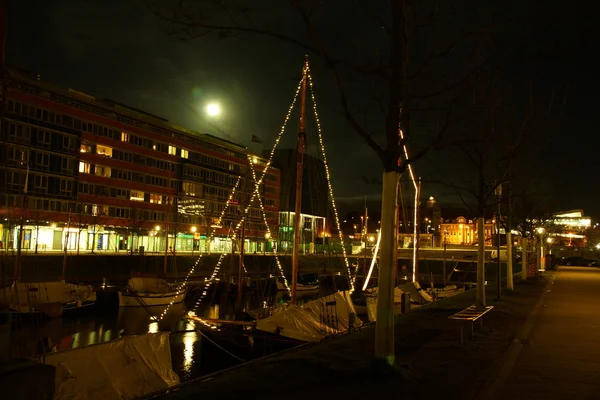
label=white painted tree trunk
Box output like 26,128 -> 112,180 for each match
375,171 -> 398,365
476,217 -> 486,308
521,238 -> 528,280
506,231 -> 514,290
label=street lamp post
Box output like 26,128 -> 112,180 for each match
443,230 -> 448,287
537,227 -> 546,272
264,232 -> 271,255
191,226 -> 197,255
495,184 -> 502,300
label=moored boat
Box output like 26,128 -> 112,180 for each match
118,277 -> 185,307
0,281 -> 96,318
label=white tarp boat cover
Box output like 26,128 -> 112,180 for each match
397,281 -> 434,303
127,277 -> 172,293
256,291 -> 362,342
365,291 -> 406,322
0,282 -> 95,315
44,332 -> 179,400
363,287 -> 405,303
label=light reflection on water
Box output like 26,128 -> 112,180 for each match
9,290 -> 320,381
182,321 -> 197,375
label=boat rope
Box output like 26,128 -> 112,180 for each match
187,74 -> 305,313
306,64 -> 353,290
194,328 -> 246,362
247,157 -> 289,291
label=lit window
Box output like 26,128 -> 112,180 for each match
149,194 -> 162,204
94,165 -> 111,178
168,145 -> 177,155
130,190 -> 144,202
79,162 -> 91,174
96,145 -> 112,157
181,149 -> 188,159
121,132 -> 129,142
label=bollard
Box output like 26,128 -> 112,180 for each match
401,292 -> 411,314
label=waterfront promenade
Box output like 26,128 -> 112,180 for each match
155,273 -> 556,400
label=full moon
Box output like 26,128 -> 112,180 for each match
206,103 -> 221,117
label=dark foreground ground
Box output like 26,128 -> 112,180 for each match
153,275 -> 548,400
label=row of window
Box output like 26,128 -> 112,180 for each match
6,102 -> 276,186
0,190 -> 275,229
11,82 -> 247,162
5,147 -> 76,177
79,162 -> 170,188
4,171 -> 74,197
77,182 -> 165,204
9,99 -> 247,177
6,122 -> 78,153
182,164 -> 240,187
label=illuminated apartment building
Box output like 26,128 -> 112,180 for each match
0,69 -> 279,253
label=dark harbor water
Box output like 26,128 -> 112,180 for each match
8,286 -> 328,382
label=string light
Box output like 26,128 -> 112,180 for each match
153,254 -> 203,322
191,76 -> 304,313
306,64 -> 353,291
398,127 -> 419,283
153,76 -> 305,323
155,176 -> 244,321
247,156 -> 290,291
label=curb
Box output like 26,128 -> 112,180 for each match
473,272 -> 556,400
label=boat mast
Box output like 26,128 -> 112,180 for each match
291,56 -> 309,305
13,162 -> 28,283
236,159 -> 251,311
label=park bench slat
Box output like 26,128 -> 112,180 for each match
449,305 -> 494,346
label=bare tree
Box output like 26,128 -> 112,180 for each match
152,0 -> 488,364
73,202 -> 87,255
30,208 -> 44,254
87,210 -> 108,254
432,65 -> 566,306
127,207 -> 143,254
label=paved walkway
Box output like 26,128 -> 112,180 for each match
491,266 -> 600,399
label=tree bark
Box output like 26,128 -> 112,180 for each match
375,170 -> 398,365
476,216 -> 486,308
506,231 -> 514,290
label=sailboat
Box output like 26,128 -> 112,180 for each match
118,276 -> 186,307
0,166 -> 96,318
252,56 -> 362,341
118,223 -> 186,307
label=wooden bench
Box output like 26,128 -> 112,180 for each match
449,305 -> 494,346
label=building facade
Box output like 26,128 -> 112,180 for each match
0,69 -> 279,254
440,216 -> 495,245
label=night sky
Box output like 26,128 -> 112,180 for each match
6,1 -> 587,216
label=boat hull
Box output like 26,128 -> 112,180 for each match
118,290 -> 186,307
275,281 -> 319,292
1,282 -> 96,317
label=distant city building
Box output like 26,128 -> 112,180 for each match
544,210 -> 591,247
0,69 -> 279,253
266,149 -> 329,252
440,216 -> 495,245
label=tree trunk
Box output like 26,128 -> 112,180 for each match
76,231 -> 81,255
375,171 -> 398,365
91,228 -> 96,254
521,237 -> 528,280
476,216 -> 486,308
35,225 -> 39,254
506,231 -> 514,290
